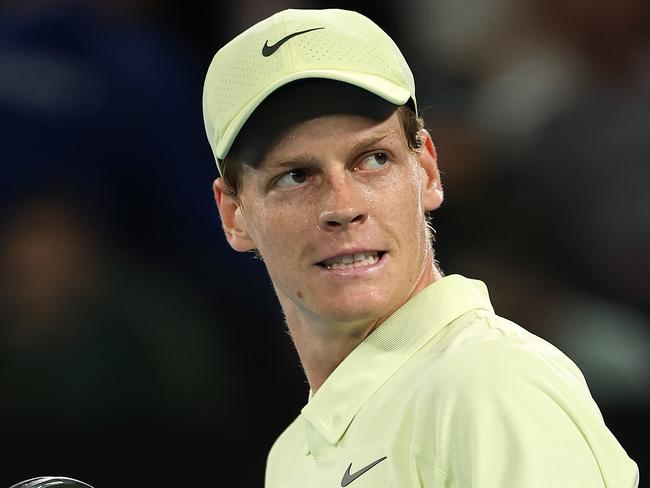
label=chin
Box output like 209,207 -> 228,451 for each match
314,292 -> 391,325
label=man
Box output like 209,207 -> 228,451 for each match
202,8 -> 639,487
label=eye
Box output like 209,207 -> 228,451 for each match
275,169 -> 309,189
359,152 -> 389,170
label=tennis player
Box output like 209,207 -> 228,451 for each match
202,9 -> 639,487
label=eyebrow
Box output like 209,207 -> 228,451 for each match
264,153 -> 322,171
349,128 -> 399,155
261,128 -> 400,171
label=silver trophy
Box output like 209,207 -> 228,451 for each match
9,477 -> 93,488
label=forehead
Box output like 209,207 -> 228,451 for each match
260,111 -> 405,167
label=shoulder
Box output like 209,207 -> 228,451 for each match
425,308 -> 590,396
404,308 -> 601,454
407,311 -> 640,486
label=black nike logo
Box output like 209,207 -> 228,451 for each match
341,456 -> 387,486
262,27 -> 324,57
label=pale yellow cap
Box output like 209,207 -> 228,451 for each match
202,8 -> 416,173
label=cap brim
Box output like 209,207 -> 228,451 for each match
215,70 -> 412,161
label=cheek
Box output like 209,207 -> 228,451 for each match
390,164 -> 429,253
247,201 -> 314,257
375,160 -> 423,220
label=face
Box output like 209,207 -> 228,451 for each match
215,110 -> 443,328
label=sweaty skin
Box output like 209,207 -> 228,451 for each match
215,110 -> 443,393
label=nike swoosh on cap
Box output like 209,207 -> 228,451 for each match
341,456 -> 387,486
262,27 -> 325,57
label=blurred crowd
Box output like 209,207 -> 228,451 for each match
1,0 -> 648,485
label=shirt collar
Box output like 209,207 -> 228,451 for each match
300,274 -> 494,445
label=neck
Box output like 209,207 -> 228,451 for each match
278,247 -> 442,394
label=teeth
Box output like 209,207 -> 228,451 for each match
322,251 -> 380,270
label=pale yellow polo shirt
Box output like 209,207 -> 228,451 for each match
265,274 -> 639,487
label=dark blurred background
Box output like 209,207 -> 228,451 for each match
0,0 -> 647,485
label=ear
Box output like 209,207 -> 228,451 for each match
213,178 -> 256,252
417,129 -> 444,212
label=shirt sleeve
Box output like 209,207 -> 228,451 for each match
417,337 -> 639,488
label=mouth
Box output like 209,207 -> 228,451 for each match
316,251 -> 386,270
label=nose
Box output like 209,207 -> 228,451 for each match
318,174 -> 369,231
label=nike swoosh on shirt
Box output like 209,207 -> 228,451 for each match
341,456 -> 387,486
262,27 -> 324,57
